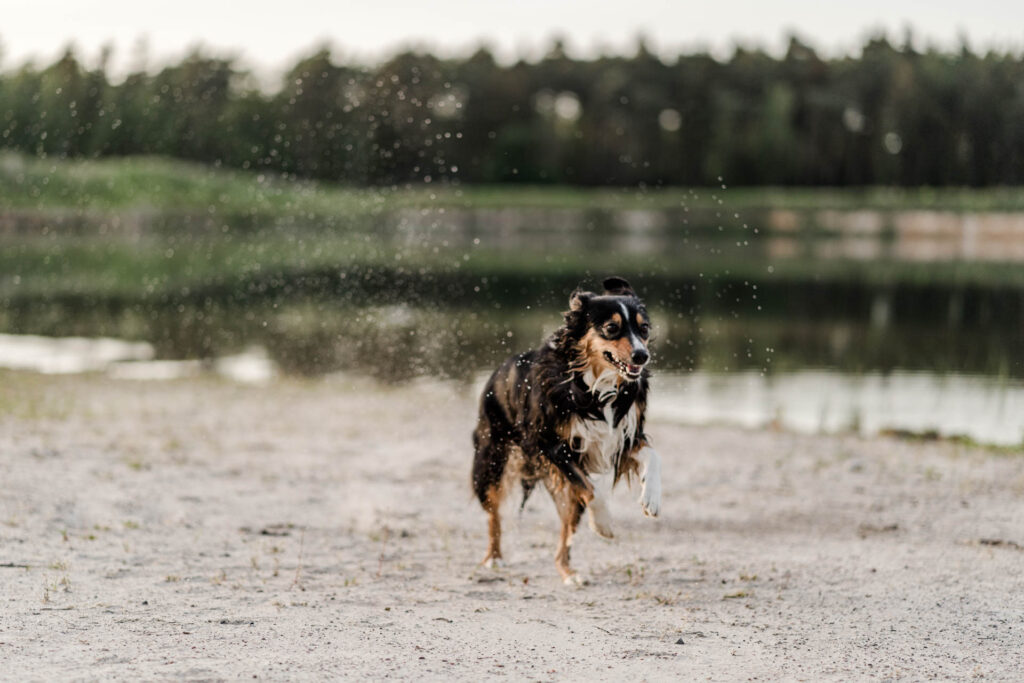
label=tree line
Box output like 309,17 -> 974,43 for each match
1,35 -> 1022,186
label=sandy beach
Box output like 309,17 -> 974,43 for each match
2,369 -> 1024,680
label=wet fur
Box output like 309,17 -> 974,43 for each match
471,276 -> 657,582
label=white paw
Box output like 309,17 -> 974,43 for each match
563,573 -> 588,587
640,477 -> 661,517
587,500 -> 615,539
483,557 -> 504,570
636,446 -> 662,518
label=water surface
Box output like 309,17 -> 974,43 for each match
2,201 -> 1023,445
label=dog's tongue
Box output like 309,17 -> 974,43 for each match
627,364 -> 642,374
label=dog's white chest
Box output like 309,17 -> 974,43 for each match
570,403 -> 638,474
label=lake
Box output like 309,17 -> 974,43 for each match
2,198 -> 1023,445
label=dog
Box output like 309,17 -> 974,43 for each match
471,276 -> 661,584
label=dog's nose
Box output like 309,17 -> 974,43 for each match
631,348 -> 649,365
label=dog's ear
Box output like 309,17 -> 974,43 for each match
602,276 -> 634,296
569,289 -> 594,311
563,288 -> 596,339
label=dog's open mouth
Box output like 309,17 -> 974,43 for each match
603,351 -> 644,380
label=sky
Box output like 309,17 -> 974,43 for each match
3,0 -> 1021,79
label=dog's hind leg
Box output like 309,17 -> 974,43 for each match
481,485 -> 505,568
473,462 -> 506,567
473,380 -> 518,568
472,432 -> 509,568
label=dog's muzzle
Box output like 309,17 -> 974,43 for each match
603,351 -> 645,380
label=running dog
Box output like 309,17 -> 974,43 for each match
471,276 -> 661,584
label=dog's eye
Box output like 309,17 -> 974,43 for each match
639,323 -> 650,338
604,323 -> 620,337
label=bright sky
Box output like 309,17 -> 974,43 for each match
3,0 -> 1021,79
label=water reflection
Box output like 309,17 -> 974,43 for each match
0,333 -> 273,383
4,297 -> 1023,381
3,202 -> 1024,443
651,370 -> 1024,446
0,333 -> 152,373
1,330 -> 1021,446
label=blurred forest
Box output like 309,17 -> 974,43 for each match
1,35 -> 1023,187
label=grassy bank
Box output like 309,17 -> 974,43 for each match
5,152 -> 1024,215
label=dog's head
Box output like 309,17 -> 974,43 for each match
564,276 -> 651,382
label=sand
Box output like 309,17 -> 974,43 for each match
2,370 -> 1024,681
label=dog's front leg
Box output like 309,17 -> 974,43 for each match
636,445 -> 661,517
540,440 -> 594,584
586,473 -> 615,538
541,440 -> 594,499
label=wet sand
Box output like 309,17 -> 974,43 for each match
2,370 -> 1023,680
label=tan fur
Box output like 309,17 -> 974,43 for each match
574,330 -> 624,381
611,336 -> 635,364
546,471 -> 590,581
482,485 -> 504,564
574,328 -> 648,381
555,420 -> 574,445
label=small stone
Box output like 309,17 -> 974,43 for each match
675,638 -> 685,645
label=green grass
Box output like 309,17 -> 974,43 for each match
4,152 -> 1024,214
0,153 -> 395,216
879,428 -> 1024,455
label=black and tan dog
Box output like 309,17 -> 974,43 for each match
471,277 -> 661,584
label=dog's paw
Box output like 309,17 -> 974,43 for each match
482,556 -> 504,570
587,501 -> 615,539
563,572 -> 588,587
639,477 -> 661,518
588,516 -> 615,539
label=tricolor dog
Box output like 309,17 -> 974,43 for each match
471,277 -> 661,584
